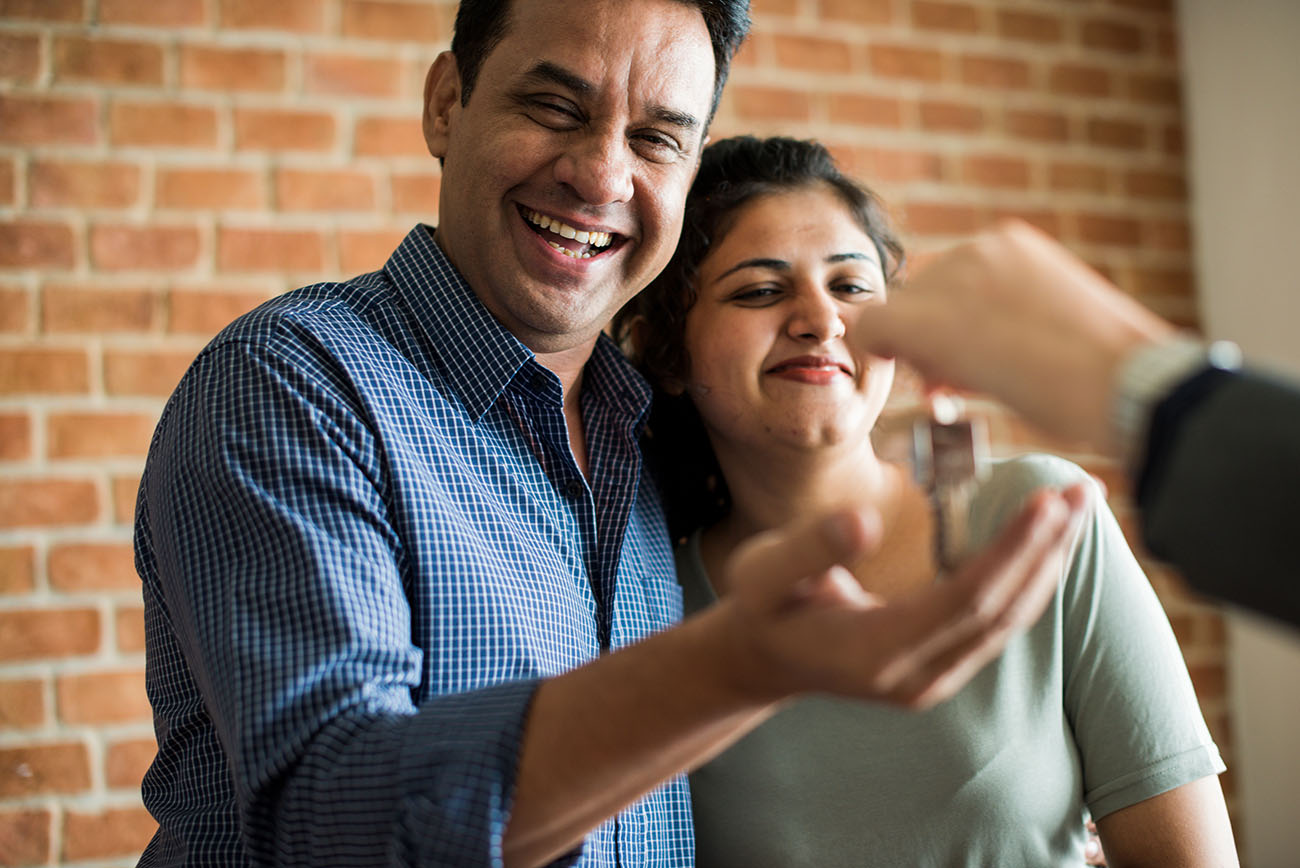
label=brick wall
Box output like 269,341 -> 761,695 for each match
0,0 -> 1232,864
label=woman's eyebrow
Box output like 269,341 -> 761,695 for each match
716,257 -> 790,280
827,252 -> 880,266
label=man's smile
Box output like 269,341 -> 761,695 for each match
521,206 -> 624,259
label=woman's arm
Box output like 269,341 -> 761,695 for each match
1095,775 -> 1238,867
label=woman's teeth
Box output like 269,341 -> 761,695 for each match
524,208 -> 613,256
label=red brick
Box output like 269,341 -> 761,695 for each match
0,286 -> 28,333
0,680 -> 43,727
0,348 -> 89,395
1156,25 -> 1178,60
0,221 -> 75,268
0,157 -> 12,206
353,114 -> 429,157
1188,661 -> 1227,701
1049,63 -> 1112,97
773,34 -> 853,73
0,413 -> 31,461
1005,109 -> 1070,143
1087,117 -> 1147,150
989,208 -> 1062,239
304,53 -> 404,98
0,808 -> 50,866
0,478 -> 99,527
752,0 -> 796,13
869,44 -> 944,82
48,543 -> 140,591
826,93 -> 903,128
48,412 -> 156,459
843,147 -> 943,184
0,744 -> 90,798
1049,162 -> 1109,193
339,228 -> 407,275
220,0 -> 326,32
918,99 -> 983,133
1124,168 -> 1185,199
53,36 -> 165,85
104,348 -> 198,397
1127,73 -> 1181,105
1130,266 -> 1193,298
1163,122 -> 1184,156
235,108 -> 335,151
112,474 -> 141,523
168,287 -> 274,335
0,0 -> 82,21
729,85 -> 812,123
1143,217 -> 1190,251
89,223 -> 201,271
963,155 -> 1030,189
911,1 -> 980,32
0,546 -> 35,594
960,54 -> 1031,89
157,167 -> 266,210
100,0 -> 207,26
0,95 -> 98,145
997,9 -> 1062,43
902,202 -> 981,236
0,33 -> 41,83
0,609 -> 100,660
180,44 -> 286,92
391,172 -> 441,215
110,100 -> 218,147
116,604 -> 146,653
106,737 -> 156,789
1082,18 -> 1145,54
1077,213 -> 1142,246
1110,0 -> 1173,11
29,159 -> 141,209
276,168 -> 376,212
56,669 -> 150,724
42,284 -> 161,333
218,227 -> 326,273
63,807 -> 157,863
341,0 -> 443,42
819,0 -> 892,24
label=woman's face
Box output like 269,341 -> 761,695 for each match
681,184 -> 895,453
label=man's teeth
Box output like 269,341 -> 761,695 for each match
524,209 -> 613,249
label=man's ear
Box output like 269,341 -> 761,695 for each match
423,51 -> 461,160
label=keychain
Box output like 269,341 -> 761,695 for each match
910,396 -> 989,573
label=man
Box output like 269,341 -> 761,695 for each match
855,219 -> 1300,629
135,2 -> 1087,865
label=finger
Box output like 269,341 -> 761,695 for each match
725,508 -> 883,614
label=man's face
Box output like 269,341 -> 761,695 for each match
424,0 -> 716,355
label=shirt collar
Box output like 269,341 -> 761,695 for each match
382,225 -> 652,426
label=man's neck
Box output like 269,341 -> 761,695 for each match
534,340 -> 599,480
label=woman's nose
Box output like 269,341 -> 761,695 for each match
553,128 -> 635,206
786,291 -> 846,342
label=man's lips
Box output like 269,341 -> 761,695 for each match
519,205 -> 626,260
765,355 -> 853,376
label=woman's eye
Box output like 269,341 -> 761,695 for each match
834,282 -> 882,298
728,286 -> 781,304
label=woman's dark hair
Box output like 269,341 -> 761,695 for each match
614,135 -> 905,540
451,0 -> 751,126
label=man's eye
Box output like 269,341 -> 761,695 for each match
528,99 -> 582,125
632,131 -> 683,163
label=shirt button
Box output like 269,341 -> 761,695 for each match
565,480 -> 585,499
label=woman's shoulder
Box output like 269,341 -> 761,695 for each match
968,453 -> 1101,543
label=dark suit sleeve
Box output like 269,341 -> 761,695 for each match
1138,370 -> 1300,628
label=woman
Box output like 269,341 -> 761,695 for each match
616,136 -> 1238,866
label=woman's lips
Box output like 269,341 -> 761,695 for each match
765,356 -> 852,384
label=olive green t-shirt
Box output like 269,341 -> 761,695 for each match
680,454 -> 1224,867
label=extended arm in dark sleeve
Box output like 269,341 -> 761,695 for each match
1137,369 -> 1300,628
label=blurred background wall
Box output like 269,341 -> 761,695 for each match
0,0 -> 1271,864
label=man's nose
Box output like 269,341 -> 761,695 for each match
554,128 -> 635,206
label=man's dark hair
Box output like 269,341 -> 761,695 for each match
450,0 -> 751,124
613,135 -> 905,539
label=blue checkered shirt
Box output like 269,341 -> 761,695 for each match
134,225 -> 691,867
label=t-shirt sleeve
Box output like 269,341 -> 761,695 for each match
1035,457 -> 1226,819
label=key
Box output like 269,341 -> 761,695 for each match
911,398 -> 988,572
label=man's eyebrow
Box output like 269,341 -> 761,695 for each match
521,61 -> 701,132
